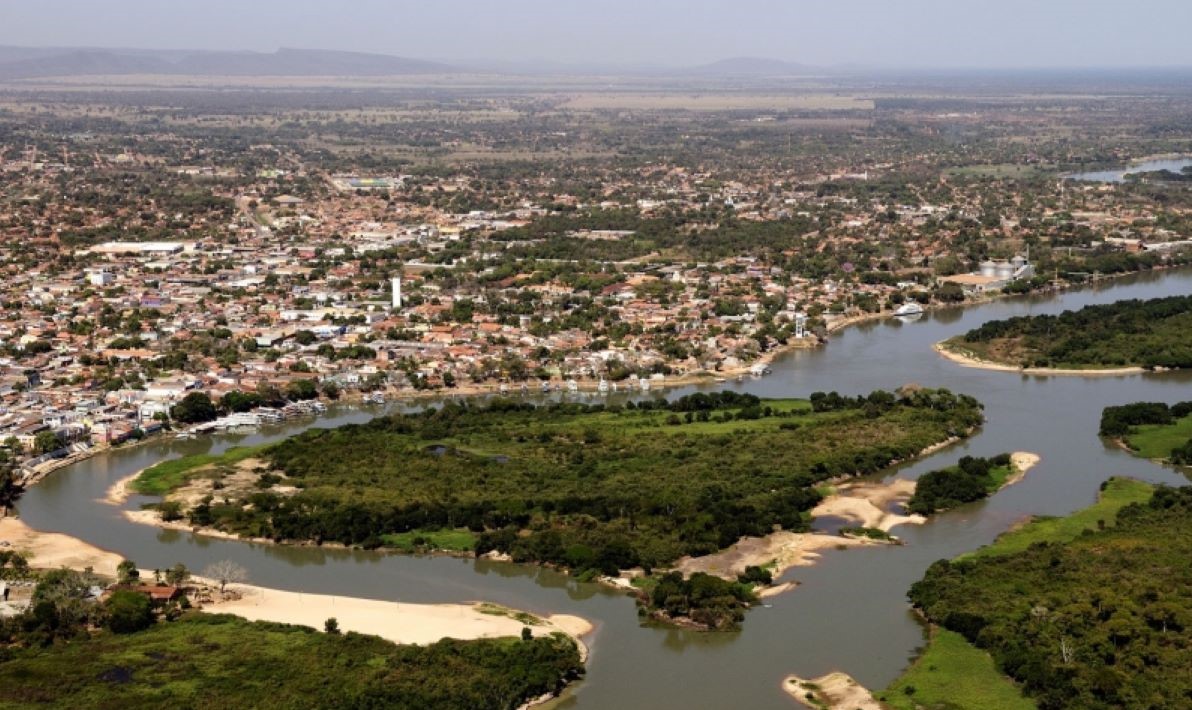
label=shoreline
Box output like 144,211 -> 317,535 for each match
933,341 -> 1147,377
0,515 -> 593,655
18,263 -> 1185,501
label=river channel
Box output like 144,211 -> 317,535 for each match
15,268 -> 1192,708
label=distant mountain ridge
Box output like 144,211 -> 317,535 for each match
685,56 -> 818,76
0,46 -> 458,79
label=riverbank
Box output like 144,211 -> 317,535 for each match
0,515 -> 593,654
933,341 -> 1146,376
206,583 -> 592,654
0,516 -> 123,577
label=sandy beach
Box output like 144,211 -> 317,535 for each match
783,672 -> 883,710
1,516 -> 593,653
0,516 -> 123,577
811,478 -> 925,532
1005,451 -> 1042,486
208,583 -> 593,651
934,341 -> 1146,377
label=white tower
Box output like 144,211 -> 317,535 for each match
391,277 -> 402,310
794,313 -> 808,339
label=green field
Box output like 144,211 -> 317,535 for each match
879,628 -> 1036,710
381,529 -> 478,553
0,613 -> 583,710
961,477 -> 1154,560
132,445 -> 267,496
1125,415 -> 1192,460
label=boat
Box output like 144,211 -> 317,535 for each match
893,301 -> 924,317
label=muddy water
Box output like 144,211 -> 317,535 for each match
16,268 -> 1192,709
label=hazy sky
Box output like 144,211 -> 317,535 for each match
4,0 -> 1192,69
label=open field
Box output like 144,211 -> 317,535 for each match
879,629 -> 1035,710
961,477 -> 1154,560
1125,415 -> 1192,460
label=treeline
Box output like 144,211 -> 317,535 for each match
957,295 -> 1192,369
908,484 -> 1192,709
1099,401 -> 1192,438
907,454 -> 1014,515
174,389 -> 983,583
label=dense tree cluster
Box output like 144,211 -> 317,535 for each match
909,485 -> 1192,710
907,453 -> 1013,515
641,571 -> 757,630
957,295 -> 1192,369
172,389 -> 982,580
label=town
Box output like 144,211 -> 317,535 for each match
1,85 -> 1191,483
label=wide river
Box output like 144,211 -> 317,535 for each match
16,268 -> 1192,708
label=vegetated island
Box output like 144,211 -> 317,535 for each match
1100,400 -> 1192,465
878,476 -> 1189,710
126,388 -> 984,630
906,452 -> 1036,515
937,294 -> 1192,373
786,476 -> 1153,710
0,520 -> 586,710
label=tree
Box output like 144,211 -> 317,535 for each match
116,559 -> 140,585
165,563 -> 189,587
170,392 -> 217,424
33,430 -> 62,455
203,559 -> 248,593
0,468 -> 24,516
325,617 -> 340,634
104,589 -> 153,633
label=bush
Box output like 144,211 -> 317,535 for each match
104,590 -> 153,634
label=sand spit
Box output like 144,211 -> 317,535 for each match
209,584 -> 592,651
934,341 -> 1145,377
1005,452 -> 1042,486
812,478 -> 925,532
0,516 -> 123,577
783,672 -> 885,710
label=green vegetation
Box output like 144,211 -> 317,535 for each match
154,389 -> 981,580
636,571 -> 758,631
380,529 -> 479,554
0,613 -> 583,710
947,295 -> 1192,370
907,454 -> 1014,515
131,445 -> 267,496
839,526 -> 896,541
908,482 -> 1192,709
962,477 -> 1154,561
879,628 -> 1036,710
1099,401 -> 1192,462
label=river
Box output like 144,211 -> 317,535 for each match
1066,156 -> 1192,182
14,268 -> 1192,709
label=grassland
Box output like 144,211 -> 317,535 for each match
381,529 -> 478,554
131,445 -> 267,496
0,613 -> 583,710
1124,415 -> 1192,460
962,477 -> 1154,560
879,628 -> 1036,710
